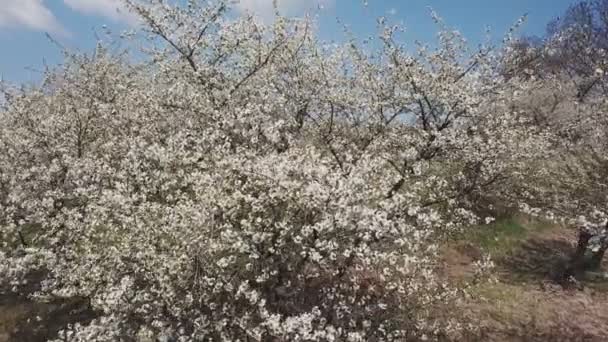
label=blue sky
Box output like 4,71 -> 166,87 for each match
0,0 -> 577,85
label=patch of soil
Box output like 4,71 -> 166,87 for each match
466,286 -> 608,342
439,242 -> 484,282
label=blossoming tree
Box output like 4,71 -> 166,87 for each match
0,0 -> 551,340
501,1 -> 608,279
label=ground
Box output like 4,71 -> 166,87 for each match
0,295 -> 95,342
2,216 -> 608,341
443,215 -> 608,341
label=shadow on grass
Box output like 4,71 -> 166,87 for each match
497,238 -> 572,283
0,293 -> 98,342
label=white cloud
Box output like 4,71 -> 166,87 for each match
235,0 -> 333,21
63,0 -> 138,23
0,0 -> 66,34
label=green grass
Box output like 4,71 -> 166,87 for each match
463,216 -> 557,258
471,219 -> 527,256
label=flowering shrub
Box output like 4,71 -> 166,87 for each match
0,1 -> 551,340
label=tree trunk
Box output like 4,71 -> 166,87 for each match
589,243 -> 608,270
563,229 -> 593,280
